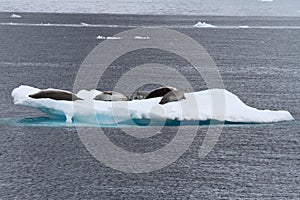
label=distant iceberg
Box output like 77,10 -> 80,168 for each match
10,14 -> 22,18
11,85 -> 294,125
238,25 -> 250,29
96,35 -> 122,40
134,36 -> 150,40
80,22 -> 89,26
193,22 -> 216,28
96,35 -> 106,39
106,36 -> 122,40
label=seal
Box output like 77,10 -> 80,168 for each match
145,86 -> 177,99
29,90 -> 82,101
130,91 -> 149,100
159,89 -> 186,105
94,91 -> 128,101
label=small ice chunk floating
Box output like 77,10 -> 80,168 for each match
10,14 -> 22,18
193,22 -> 217,28
11,85 -> 294,126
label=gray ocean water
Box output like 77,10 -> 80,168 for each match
0,13 -> 299,199
1,0 -> 300,17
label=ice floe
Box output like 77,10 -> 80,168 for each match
80,22 -> 89,26
134,36 -> 150,40
96,35 -> 122,40
193,22 -> 217,28
238,25 -> 250,28
12,85 -> 294,125
10,14 -> 22,18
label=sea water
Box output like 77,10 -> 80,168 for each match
0,13 -> 299,199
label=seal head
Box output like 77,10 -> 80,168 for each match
145,86 -> 177,99
159,89 -> 186,105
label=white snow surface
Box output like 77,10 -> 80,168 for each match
12,85 -> 294,125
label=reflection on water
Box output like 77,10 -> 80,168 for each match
0,116 -> 295,128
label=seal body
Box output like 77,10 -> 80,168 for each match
29,90 -> 82,101
94,91 -> 128,101
131,91 -> 149,100
145,86 -> 177,99
159,90 -> 186,105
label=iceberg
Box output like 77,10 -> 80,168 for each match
96,35 -> 106,39
96,35 -> 122,40
10,14 -> 22,18
238,25 -> 250,29
11,85 -> 294,125
80,22 -> 89,26
106,36 -> 122,40
134,36 -> 150,40
193,22 -> 217,28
